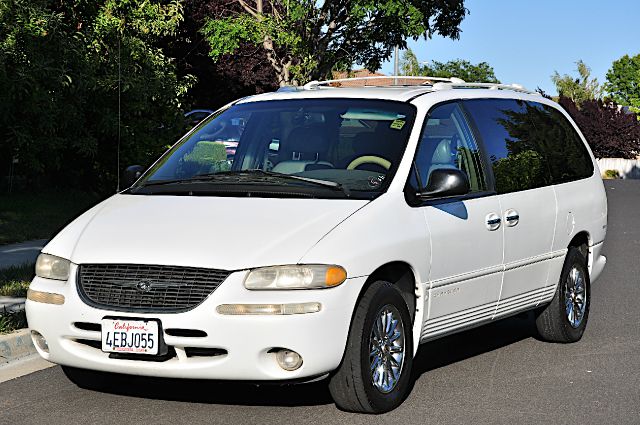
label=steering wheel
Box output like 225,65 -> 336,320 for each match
347,155 -> 391,171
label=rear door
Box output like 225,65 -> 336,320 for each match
412,102 -> 504,340
462,99 -> 558,318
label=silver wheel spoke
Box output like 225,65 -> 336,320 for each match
565,265 -> 588,328
368,304 -> 406,394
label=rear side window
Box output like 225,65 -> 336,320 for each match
463,99 -> 594,194
527,102 -> 594,184
413,102 -> 487,193
462,99 -> 550,193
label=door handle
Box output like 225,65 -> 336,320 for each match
504,209 -> 520,227
486,213 -> 501,231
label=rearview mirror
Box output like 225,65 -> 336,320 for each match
418,168 -> 470,199
122,165 -> 145,189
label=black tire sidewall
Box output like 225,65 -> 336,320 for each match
557,248 -> 591,341
357,282 -> 414,413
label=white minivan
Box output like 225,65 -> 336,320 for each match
26,77 -> 607,413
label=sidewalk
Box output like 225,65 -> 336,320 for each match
0,239 -> 47,269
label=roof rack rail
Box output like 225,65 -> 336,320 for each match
303,76 -> 466,89
431,82 -> 540,95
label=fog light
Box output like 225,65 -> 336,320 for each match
31,330 -> 49,354
275,349 -> 303,371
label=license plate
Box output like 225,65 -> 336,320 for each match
101,319 -> 159,355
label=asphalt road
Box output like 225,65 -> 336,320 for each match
1,180 -> 639,425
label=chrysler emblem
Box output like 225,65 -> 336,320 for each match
135,280 -> 153,293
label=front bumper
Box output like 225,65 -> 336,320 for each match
26,266 -> 366,380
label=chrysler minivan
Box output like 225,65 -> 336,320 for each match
26,77 -> 607,413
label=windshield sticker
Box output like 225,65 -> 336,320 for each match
390,119 -> 406,130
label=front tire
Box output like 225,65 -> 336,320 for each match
329,281 -> 414,413
535,247 -> 591,342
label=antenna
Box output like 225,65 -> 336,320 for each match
116,34 -> 121,192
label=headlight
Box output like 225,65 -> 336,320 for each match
244,265 -> 347,290
35,254 -> 71,281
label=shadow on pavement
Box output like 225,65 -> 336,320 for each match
66,312 -> 537,408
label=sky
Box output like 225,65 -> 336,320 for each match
380,0 -> 640,95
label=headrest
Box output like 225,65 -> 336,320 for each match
432,139 -> 455,164
286,126 -> 329,154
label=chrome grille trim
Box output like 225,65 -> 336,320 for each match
77,264 -> 231,313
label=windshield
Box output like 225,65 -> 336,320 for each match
131,98 -> 416,199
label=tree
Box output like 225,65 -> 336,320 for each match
605,53 -> 640,113
0,0 -> 194,191
399,48 -> 499,82
159,0 -> 278,110
201,0 -> 467,86
551,60 -> 602,105
400,48 -> 420,76
422,59 -> 499,83
559,96 -> 640,159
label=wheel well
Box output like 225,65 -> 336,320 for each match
365,262 -> 417,322
568,231 -> 590,264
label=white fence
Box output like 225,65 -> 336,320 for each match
596,158 -> 640,179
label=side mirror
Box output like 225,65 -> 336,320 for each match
122,165 -> 145,188
418,168 -> 470,199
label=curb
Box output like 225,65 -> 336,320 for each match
0,328 -> 37,366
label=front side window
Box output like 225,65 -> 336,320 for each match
412,102 -> 487,193
131,99 -> 416,199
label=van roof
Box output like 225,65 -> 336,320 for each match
237,76 -> 541,104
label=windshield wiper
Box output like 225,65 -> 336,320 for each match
138,169 -> 350,196
229,169 -> 350,196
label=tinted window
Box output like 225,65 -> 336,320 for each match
527,102 -> 594,183
463,99 -> 594,193
412,102 -> 487,192
463,99 -> 551,194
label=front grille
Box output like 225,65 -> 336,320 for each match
77,264 -> 231,313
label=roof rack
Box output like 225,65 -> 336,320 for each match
431,82 -> 540,95
303,76 -> 466,89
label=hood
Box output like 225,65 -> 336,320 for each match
43,194 -> 369,270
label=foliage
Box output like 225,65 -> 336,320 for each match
201,0 -> 467,86
551,60 -> 602,105
0,263 -> 34,284
559,96 -> 640,159
0,190 -> 101,245
399,48 -> 498,82
0,280 -> 30,297
605,54 -> 640,113
602,169 -> 620,179
400,48 -> 420,76
422,59 -> 499,83
0,309 -> 27,334
159,0 -> 278,109
0,0 -> 194,192
492,150 -> 545,194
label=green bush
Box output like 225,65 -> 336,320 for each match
602,169 -> 621,179
0,309 -> 27,334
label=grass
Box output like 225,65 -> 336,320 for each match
0,309 -> 27,334
0,263 -> 33,333
0,190 -> 102,245
0,263 -> 33,297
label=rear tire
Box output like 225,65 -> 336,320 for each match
329,281 -> 414,413
535,247 -> 590,343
